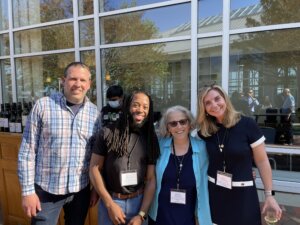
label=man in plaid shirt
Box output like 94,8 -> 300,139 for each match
18,62 -> 101,225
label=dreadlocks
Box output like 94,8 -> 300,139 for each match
105,90 -> 160,162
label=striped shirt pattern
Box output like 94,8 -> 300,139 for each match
18,92 -> 100,196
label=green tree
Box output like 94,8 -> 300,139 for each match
102,2 -> 169,92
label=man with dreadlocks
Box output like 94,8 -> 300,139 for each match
90,90 -> 160,225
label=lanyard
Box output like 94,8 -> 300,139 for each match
172,139 -> 190,189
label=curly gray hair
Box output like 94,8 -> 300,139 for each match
159,105 -> 196,137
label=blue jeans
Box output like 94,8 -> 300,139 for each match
98,194 -> 148,225
31,184 -> 90,225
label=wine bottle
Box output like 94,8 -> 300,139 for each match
3,103 -> 10,132
9,103 -> 17,133
0,104 -> 4,132
22,102 -> 29,131
15,103 -> 23,133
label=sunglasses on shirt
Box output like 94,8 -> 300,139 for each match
167,119 -> 189,128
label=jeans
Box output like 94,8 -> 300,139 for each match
31,184 -> 90,225
98,193 -> 148,225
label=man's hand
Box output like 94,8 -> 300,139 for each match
89,187 -> 99,207
22,193 -> 41,218
107,201 -> 126,225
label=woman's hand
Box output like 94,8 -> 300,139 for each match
261,196 -> 282,221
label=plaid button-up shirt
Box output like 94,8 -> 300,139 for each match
18,92 -> 100,196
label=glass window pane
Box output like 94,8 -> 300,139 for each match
14,23 -> 74,54
79,19 -> 94,47
198,37 -> 222,87
99,0 -> 168,12
13,0 -> 73,28
230,0 -> 300,30
0,59 -> 12,103
80,50 -> 96,104
229,29 -> 300,146
198,0 -> 222,33
15,53 -> 75,102
101,40 -> 191,111
0,0 -> 9,30
100,3 -> 190,44
79,0 -> 94,16
0,33 -> 10,56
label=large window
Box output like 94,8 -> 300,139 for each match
198,0 -> 222,33
101,40 -> 191,111
0,34 -> 9,56
99,0 -> 169,12
0,59 -> 12,103
15,53 -> 74,103
100,3 -> 191,44
230,0 -> 300,29
79,0 -> 93,16
229,29 -> 300,146
80,50 -> 96,103
79,19 -> 95,47
14,23 -> 74,54
198,37 -> 222,87
13,0 -> 73,28
0,0 -> 8,31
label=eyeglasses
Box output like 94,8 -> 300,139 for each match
168,119 -> 189,128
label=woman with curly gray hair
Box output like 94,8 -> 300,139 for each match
149,105 -> 212,225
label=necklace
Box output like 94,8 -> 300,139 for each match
172,140 -> 190,171
172,139 -> 190,189
216,128 -> 228,152
176,155 -> 185,171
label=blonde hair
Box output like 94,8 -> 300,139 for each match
159,105 -> 196,137
197,85 -> 241,137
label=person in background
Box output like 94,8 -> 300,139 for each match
230,91 -> 250,116
245,89 -> 259,114
280,88 -> 295,145
282,88 -> 295,113
148,105 -> 212,225
261,96 -> 273,111
197,85 -> 282,225
90,90 -> 160,225
18,62 -> 101,225
101,84 -> 124,127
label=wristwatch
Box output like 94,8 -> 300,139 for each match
264,190 -> 275,196
138,210 -> 147,221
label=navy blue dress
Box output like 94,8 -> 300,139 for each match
149,147 -> 196,225
200,116 -> 263,225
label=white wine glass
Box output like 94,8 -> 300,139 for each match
264,208 -> 279,225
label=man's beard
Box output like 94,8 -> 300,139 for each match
130,113 -> 148,128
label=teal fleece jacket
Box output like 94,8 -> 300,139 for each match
148,136 -> 213,224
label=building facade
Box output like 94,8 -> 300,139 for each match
0,0 -> 300,223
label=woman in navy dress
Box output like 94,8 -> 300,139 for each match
196,85 -> 282,225
148,105 -> 212,225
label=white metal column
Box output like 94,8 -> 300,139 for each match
190,0 -> 198,116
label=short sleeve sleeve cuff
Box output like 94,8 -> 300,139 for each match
250,136 -> 265,148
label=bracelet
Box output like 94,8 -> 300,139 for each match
138,211 -> 146,221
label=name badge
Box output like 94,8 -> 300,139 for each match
170,189 -> 186,204
121,170 -> 138,186
216,170 -> 232,189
